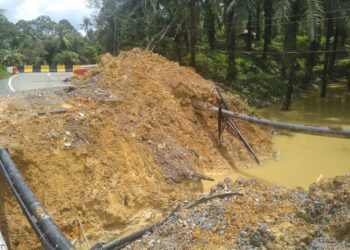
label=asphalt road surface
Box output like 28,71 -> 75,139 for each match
0,73 -> 73,96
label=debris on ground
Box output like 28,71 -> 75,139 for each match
129,175 -> 350,250
0,48 -> 271,249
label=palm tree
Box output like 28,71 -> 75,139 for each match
225,0 -> 237,82
81,17 -> 92,35
321,0 -> 350,97
225,0 -> 260,82
189,0 -> 198,67
256,0 -> 261,40
275,0 -> 323,110
263,0 -> 273,58
203,0 -> 216,50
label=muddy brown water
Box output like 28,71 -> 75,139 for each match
203,82 -> 350,191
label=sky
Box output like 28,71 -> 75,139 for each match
0,0 -> 93,32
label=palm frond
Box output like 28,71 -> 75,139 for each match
226,0 -> 259,19
274,0 -> 292,33
302,0 -> 324,41
226,0 -> 238,16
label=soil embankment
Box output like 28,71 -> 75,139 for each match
0,49 -> 271,249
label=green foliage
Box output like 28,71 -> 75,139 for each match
52,50 -> 80,65
0,11 -> 99,66
0,49 -> 24,65
1,0 -> 350,109
80,45 -> 100,63
0,65 -> 10,79
235,71 -> 287,107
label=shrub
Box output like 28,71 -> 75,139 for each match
0,64 -> 10,79
52,50 -> 80,65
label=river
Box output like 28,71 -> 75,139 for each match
203,82 -> 350,190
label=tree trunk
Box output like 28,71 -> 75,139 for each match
304,40 -> 319,87
189,0 -> 197,67
281,0 -> 302,111
226,8 -> 236,83
246,13 -> 253,50
263,0 -> 273,58
341,30 -> 347,48
174,31 -> 183,63
184,29 -> 190,53
321,16 -> 334,98
256,0 -> 261,41
204,0 -> 216,50
329,25 -> 339,77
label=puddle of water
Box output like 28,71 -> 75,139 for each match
203,83 -> 350,191
260,83 -> 350,127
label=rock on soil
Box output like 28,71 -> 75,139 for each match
129,175 -> 350,250
0,49 -> 271,249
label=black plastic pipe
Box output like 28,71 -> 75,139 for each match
0,160 -> 54,249
91,205 -> 180,250
206,106 -> 350,139
0,149 -> 74,250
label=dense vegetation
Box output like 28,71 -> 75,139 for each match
0,10 -> 100,66
1,1 -> 350,108
87,0 -> 350,109
0,64 -> 9,79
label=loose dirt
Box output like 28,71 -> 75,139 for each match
0,49 -> 271,249
130,175 -> 350,250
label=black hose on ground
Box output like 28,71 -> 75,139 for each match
199,106 -> 350,139
91,205 -> 180,250
0,148 -> 74,250
0,160 -> 54,250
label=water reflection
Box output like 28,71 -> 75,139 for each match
260,83 -> 350,127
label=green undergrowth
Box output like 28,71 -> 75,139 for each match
194,43 -> 288,107
181,41 -> 350,108
0,65 -> 9,79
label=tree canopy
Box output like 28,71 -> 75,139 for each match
0,11 -> 100,66
1,0 -> 350,108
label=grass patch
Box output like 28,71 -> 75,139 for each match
0,65 -> 10,79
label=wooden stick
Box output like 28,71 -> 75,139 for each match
37,110 -> 68,116
78,219 -> 91,249
215,88 -> 261,165
225,119 -> 261,165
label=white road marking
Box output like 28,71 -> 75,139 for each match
8,74 -> 18,92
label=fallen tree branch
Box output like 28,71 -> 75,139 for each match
215,87 -> 261,165
186,192 -> 244,209
192,173 -> 215,181
78,219 -> 91,249
91,205 -> 181,250
37,110 -> 68,116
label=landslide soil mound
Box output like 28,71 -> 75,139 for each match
0,48 -> 271,249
